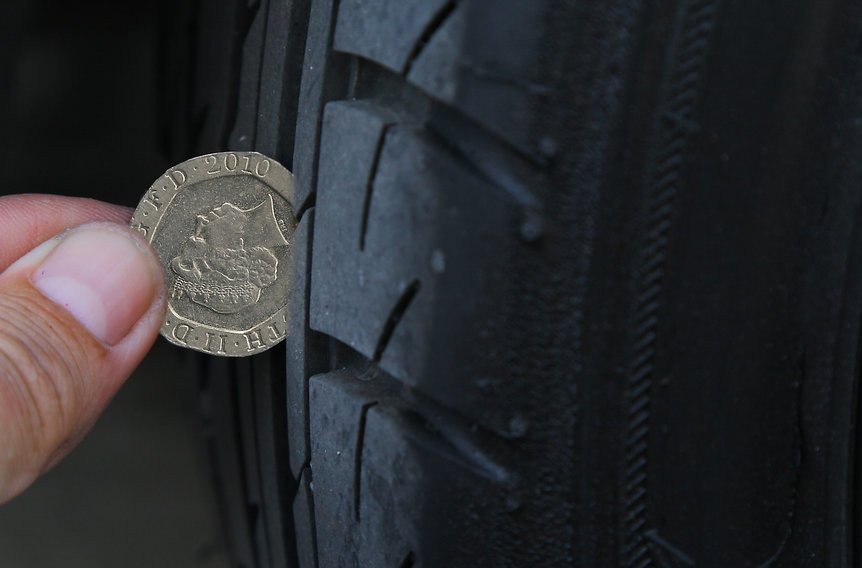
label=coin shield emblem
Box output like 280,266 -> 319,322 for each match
131,152 -> 296,356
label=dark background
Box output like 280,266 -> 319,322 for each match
0,1 -> 230,566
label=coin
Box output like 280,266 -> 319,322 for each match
130,152 -> 296,356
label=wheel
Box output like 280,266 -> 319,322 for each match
162,0 -> 862,565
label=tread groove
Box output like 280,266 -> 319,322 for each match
223,0 -> 264,149
372,280 -> 421,361
359,123 -> 393,250
353,54 -> 549,170
402,0 -> 456,75
353,401 -> 379,520
621,0 -> 720,566
398,551 -> 417,568
299,0 -> 346,560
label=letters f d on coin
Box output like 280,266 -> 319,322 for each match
131,152 -> 297,356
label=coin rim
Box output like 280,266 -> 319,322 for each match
130,151 -> 296,357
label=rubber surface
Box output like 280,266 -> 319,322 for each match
166,0 -> 862,565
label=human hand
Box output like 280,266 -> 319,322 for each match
0,194 -> 166,504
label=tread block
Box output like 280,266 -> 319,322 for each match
405,2 -> 465,103
333,0 -> 451,73
405,0 -> 552,160
309,100 -> 401,361
310,101 -> 523,437
308,371 -> 383,568
309,371 -> 514,568
334,0 -> 555,156
227,0 -> 266,150
293,0 -> 348,213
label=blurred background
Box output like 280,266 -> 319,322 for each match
0,0 -> 231,566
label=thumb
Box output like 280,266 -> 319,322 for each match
0,222 -> 166,503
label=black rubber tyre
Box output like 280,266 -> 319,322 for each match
164,0 -> 862,566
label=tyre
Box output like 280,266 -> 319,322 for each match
163,0 -> 862,565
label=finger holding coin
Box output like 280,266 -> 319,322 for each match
130,152 -> 296,356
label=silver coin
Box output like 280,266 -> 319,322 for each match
130,152 -> 296,356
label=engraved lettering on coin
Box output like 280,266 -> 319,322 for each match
131,152 -> 296,357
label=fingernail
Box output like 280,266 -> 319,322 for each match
31,226 -> 160,345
